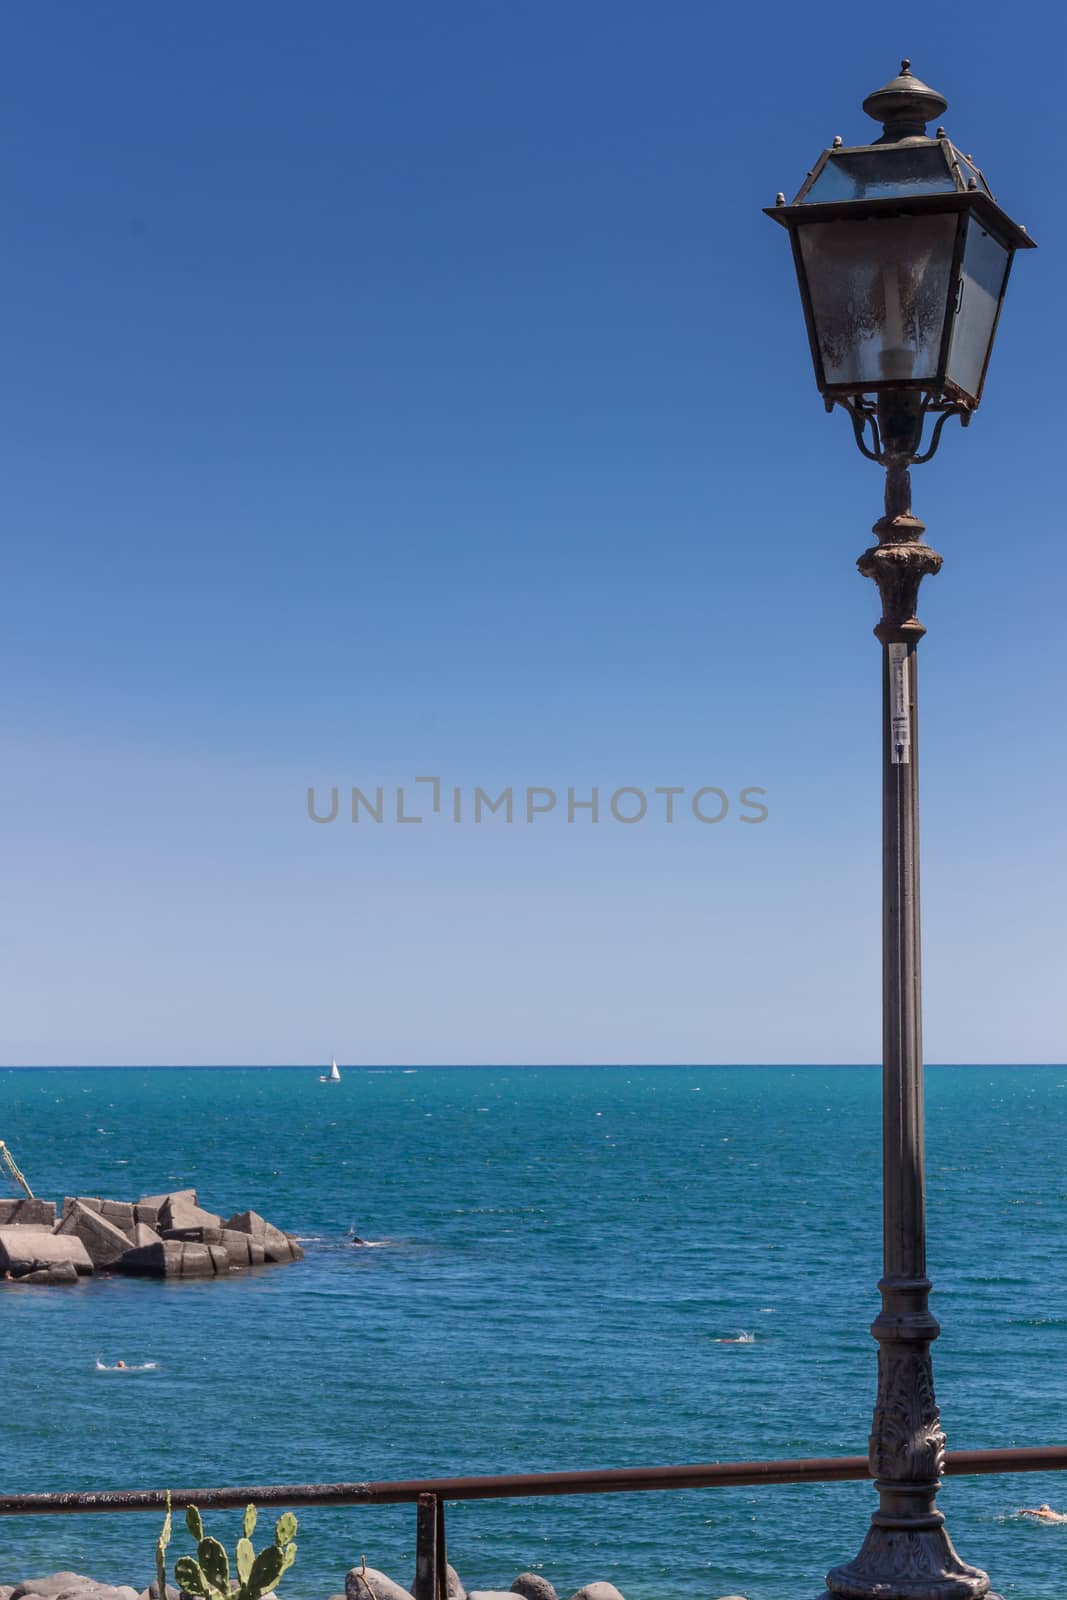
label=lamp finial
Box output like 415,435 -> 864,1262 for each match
862,62 -> 948,142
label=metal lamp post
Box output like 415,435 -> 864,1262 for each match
766,63 -> 1034,1600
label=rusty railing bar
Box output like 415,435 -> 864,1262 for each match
0,1447 -> 1065,1518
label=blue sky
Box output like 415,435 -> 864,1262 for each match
2,2 -> 1063,1065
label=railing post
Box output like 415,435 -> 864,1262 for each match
415,1493 -> 444,1600
436,1495 -> 448,1600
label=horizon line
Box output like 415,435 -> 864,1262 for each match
1,1061 -> 1065,1071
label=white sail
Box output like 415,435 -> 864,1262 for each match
329,1059 -> 341,1081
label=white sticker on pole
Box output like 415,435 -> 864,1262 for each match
888,643 -> 910,765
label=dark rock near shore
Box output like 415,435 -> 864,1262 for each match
116,1239 -> 185,1276
15,1260 -> 79,1284
345,1567 -> 412,1600
511,1577 -> 557,1600
0,1228 -> 93,1276
119,1238 -> 217,1277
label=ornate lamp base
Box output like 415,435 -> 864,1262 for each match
820,1518 -> 1000,1600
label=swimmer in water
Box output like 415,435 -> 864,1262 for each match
1019,1504 -> 1067,1522
349,1227 -> 366,1245
116,1360 -> 127,1369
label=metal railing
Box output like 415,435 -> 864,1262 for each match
2,1447 -> 1065,1600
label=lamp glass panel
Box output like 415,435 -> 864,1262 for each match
798,213 -> 958,386
945,220 -> 1010,401
801,145 -> 957,203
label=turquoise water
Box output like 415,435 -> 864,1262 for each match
1,1065 -> 1065,1600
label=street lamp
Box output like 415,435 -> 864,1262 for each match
766,62 -> 1034,1600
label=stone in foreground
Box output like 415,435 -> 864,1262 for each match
511,1577 -> 556,1600
567,1587 -> 627,1600
345,1567 -> 413,1600
11,1578 -> 97,1599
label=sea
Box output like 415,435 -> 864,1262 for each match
1,1065 -> 1065,1600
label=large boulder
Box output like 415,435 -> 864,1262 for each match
99,1199 -> 136,1237
224,1211 -> 303,1263
116,1239 -> 217,1278
114,1240 -> 184,1277
208,1243 -> 231,1273
178,1241 -> 215,1277
0,1228 -> 93,1276
56,1201 -> 132,1268
511,1579 -> 556,1600
54,1587 -> 140,1600
11,1578 -> 97,1600
61,1197 -> 137,1240
219,1228 -> 266,1267
0,1197 -> 56,1228
129,1221 -> 164,1249
567,1589 -> 627,1600
135,1189 -> 198,1230
158,1196 -> 224,1243
345,1568 -> 412,1600
139,1188 -> 198,1208
16,1261 -> 79,1285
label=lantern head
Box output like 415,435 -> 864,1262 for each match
767,61 -> 1034,411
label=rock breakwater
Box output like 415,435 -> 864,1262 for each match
0,1568 -> 748,1600
0,1190 -> 303,1284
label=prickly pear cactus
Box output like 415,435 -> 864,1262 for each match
165,1501 -> 298,1600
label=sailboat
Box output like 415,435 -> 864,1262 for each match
319,1058 -> 341,1084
